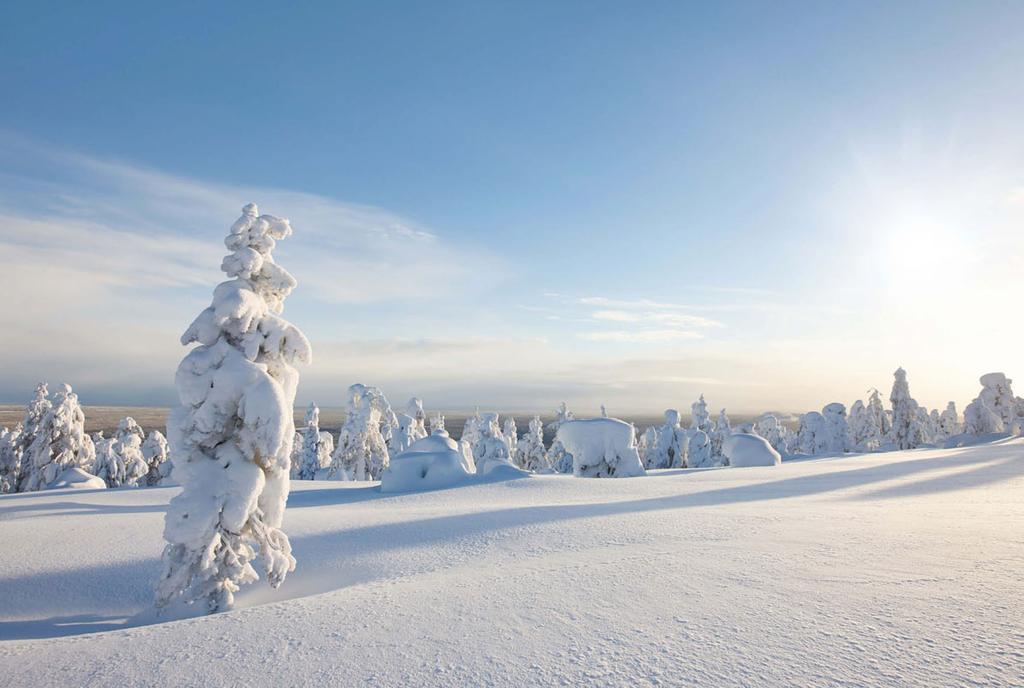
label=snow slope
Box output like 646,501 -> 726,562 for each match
1,440 -> 1023,686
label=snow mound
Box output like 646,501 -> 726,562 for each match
380,446 -> 471,494
557,418 -> 645,478
723,433 -> 781,467
46,466 -> 106,490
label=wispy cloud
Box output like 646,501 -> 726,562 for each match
577,330 -> 703,343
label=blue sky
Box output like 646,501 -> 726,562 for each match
1,2 -> 1022,414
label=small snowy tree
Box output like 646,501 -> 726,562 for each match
15,383 -> 52,491
143,430 -> 171,486
293,403 -> 334,480
95,417 -> 149,488
964,373 -> 1022,434
754,413 -> 792,456
849,399 -> 882,451
964,397 -> 1003,434
472,413 -> 515,474
328,384 -> 394,481
155,204 -> 310,616
938,402 -> 961,438
642,409 -> 688,469
687,430 -> 714,468
545,402 -> 575,473
405,398 -> 428,437
502,417 -> 518,456
866,388 -> 890,438
710,409 -> 731,460
429,413 -> 445,434
821,403 -> 851,453
513,415 -> 549,471
0,424 -> 23,493
796,411 -> 827,455
24,384 -> 95,491
889,368 -> 921,450
690,394 -> 711,433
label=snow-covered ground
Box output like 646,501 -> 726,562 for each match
1,440 -> 1022,687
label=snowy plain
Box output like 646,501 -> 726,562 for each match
0,439 -> 1022,687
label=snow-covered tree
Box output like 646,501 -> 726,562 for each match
866,388 -> 890,438
472,413 -> 514,474
405,398 -> 428,437
95,417 -> 149,488
0,424 -> 23,493
821,403 -> 851,453
143,430 -> 171,486
328,384 -> 394,481
502,417 -> 518,456
546,402 -> 575,473
938,402 -> 961,438
636,426 -> 656,464
964,397 -> 1003,434
15,383 -> 52,491
711,409 -> 731,460
687,430 -> 714,468
963,373 -> 1022,434
429,413 -> 445,434
754,413 -> 792,456
796,411 -> 827,455
24,383 -> 95,491
558,418 -> 645,478
889,368 -> 921,450
293,403 -> 334,480
849,399 -> 882,451
641,409 -> 688,469
690,394 -> 711,433
155,204 -> 310,616
513,415 -> 549,471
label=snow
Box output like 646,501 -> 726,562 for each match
1,439 -> 1022,686
46,466 -> 106,490
556,417 -> 646,478
380,431 -> 473,493
723,433 -> 782,467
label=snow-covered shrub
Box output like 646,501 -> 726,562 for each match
711,409 -> 731,461
545,402 -> 576,474
380,436 -> 472,493
95,417 -> 149,487
405,398 -> 428,437
866,388 -> 891,438
963,398 -> 1003,434
293,403 -> 334,480
25,383 -> 95,491
796,411 -> 827,455
513,415 -> 548,471
849,399 -> 882,451
938,402 -> 961,438
557,418 -> 645,478
641,409 -> 688,469
502,417 -> 518,456
0,424 -> 23,493
889,367 -> 922,450
155,204 -> 310,616
142,430 -> 171,486
687,430 -> 714,468
328,384 -> 395,481
724,433 -> 781,467
690,394 -> 711,433
821,403 -> 851,453
429,413 -> 445,434
472,413 -> 516,474
754,413 -> 792,456
963,373 -> 1023,434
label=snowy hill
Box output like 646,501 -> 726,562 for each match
1,440 -> 1022,686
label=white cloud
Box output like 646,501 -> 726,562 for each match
577,330 -> 703,343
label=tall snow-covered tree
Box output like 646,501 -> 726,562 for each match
889,367 -> 921,450
938,402 -> 961,438
866,388 -> 890,438
821,403 -> 851,453
513,415 -> 548,471
545,402 -> 575,473
154,204 -> 310,616
143,430 -> 171,486
502,417 -> 518,456
293,403 -> 334,480
16,383 -> 52,491
690,394 -> 711,433
328,384 -> 394,481
95,417 -> 149,487
0,424 -> 23,493
25,383 -> 95,491
848,399 -> 882,451
711,409 -> 731,460
642,409 -> 688,469
963,373 -> 1022,434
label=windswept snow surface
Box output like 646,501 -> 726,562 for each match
1,440 -> 1023,686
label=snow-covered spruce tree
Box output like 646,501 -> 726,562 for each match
472,413 -> 515,474
821,403 -> 851,453
0,424 -> 23,493
938,402 -> 961,438
328,384 -> 393,481
502,416 -> 518,456
513,415 -> 549,471
429,413 -> 445,434
25,383 -> 95,491
849,399 -> 882,451
889,367 -> 922,450
796,411 -> 827,455
711,409 -> 731,461
865,388 -> 890,439
154,204 -> 310,616
405,398 -> 428,438
545,402 -> 576,473
964,397 -> 1003,434
963,373 -> 1022,434
294,403 -> 333,480
644,409 -> 688,469
754,413 -> 791,457
636,426 -> 656,465
690,394 -> 712,433
95,417 -> 149,487
687,429 -> 714,468
15,383 -> 52,491
143,430 -> 171,486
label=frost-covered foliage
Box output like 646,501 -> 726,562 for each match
724,433 -> 781,467
390,398 -> 429,456
513,415 -> 549,471
849,399 -> 882,451
796,411 -> 827,455
329,384 -> 395,481
25,384 -> 95,491
405,398 -> 428,437
0,423 -> 23,493
690,394 -> 711,433
95,417 -> 149,488
429,413 -> 445,434
963,373 -> 1023,435
155,204 -> 311,616
502,417 -> 518,456
640,409 -> 688,469
546,402 -> 576,474
472,413 -> 515,474
889,368 -> 922,450
754,413 -> 792,457
864,388 -> 891,440
142,430 -> 171,486
293,403 -> 334,480
821,403 -> 851,453
557,418 -> 645,478
687,430 -> 714,468
711,409 -> 731,461
380,430 -> 472,493
15,383 -> 52,491
938,402 -> 961,438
